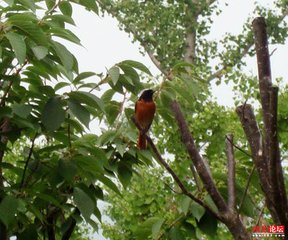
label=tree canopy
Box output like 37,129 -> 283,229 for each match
0,0 -> 288,240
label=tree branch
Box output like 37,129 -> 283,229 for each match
268,87 -> 288,227
236,104 -> 279,224
170,100 -> 227,212
225,134 -> 236,210
238,165 -> 256,213
131,116 -> 221,221
20,133 -> 37,189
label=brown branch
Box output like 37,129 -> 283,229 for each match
131,116 -> 221,221
252,17 -> 288,229
252,18 -> 272,164
170,100 -> 227,212
236,104 -> 279,224
170,100 -> 250,239
225,134 -> 236,210
269,87 -> 288,227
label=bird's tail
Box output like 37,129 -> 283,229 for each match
137,133 -> 147,149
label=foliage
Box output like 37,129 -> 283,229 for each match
0,0 -> 153,239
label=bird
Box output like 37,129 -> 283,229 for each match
134,89 -> 156,149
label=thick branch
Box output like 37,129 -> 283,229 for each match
252,18 -> 272,163
269,87 -> 288,227
170,100 -> 227,212
225,134 -> 236,210
184,31 -> 196,64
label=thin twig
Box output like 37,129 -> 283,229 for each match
67,113 -> 72,148
238,165 -> 256,213
225,135 -> 251,158
20,133 -> 38,189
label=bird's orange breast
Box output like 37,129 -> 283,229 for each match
135,99 -> 156,129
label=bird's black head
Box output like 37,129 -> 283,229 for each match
139,89 -> 154,101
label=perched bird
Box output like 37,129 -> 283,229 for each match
134,89 -> 156,149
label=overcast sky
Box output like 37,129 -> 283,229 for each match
68,1 -> 287,239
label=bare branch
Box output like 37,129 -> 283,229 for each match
225,134 -> 236,210
170,100 -> 227,212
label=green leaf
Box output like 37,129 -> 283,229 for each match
120,60 -> 152,75
45,14 -> 75,26
0,195 -> 19,227
8,17 -> 48,46
190,201 -> 205,221
73,187 -> 95,221
55,82 -> 70,91
45,0 -> 56,10
180,196 -> 191,215
5,32 -> 26,64
117,163 -> 132,189
58,159 -> 77,182
169,227 -> 184,240
68,99 -> 90,128
96,174 -> 121,196
18,0 -> 36,12
36,193 -> 62,208
73,72 -> 96,84
73,155 -> 103,174
132,217 -> 160,240
108,66 -> 120,85
12,103 -> 32,118
48,28 -> 80,45
32,46 -> 48,60
68,91 -> 105,112
152,218 -> 165,239
51,41 -> 74,71
197,211 -> 218,237
59,1 -> 73,16
79,0 -> 98,13
105,101 -> 120,125
42,96 -> 65,131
